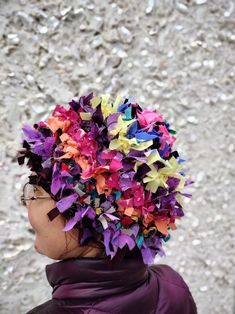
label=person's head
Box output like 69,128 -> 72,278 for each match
17,92 -> 193,264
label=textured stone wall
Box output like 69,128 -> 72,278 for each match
0,0 -> 234,313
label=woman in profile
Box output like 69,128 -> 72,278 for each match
17,92 -> 197,314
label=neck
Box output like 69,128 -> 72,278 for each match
59,245 -> 105,260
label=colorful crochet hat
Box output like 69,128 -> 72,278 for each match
17,92 -> 193,264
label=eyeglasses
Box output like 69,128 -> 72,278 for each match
21,182 -> 52,207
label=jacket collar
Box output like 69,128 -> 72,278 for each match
46,256 -> 148,299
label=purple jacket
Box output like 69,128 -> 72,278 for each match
26,256 -> 197,314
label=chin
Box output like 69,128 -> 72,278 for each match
34,243 -> 43,254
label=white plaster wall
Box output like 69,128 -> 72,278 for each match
0,0 -> 234,313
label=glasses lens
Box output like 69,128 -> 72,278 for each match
23,183 -> 35,206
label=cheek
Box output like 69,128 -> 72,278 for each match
27,200 -> 55,232
27,201 -> 72,259
28,208 -> 41,232
35,228 -> 68,259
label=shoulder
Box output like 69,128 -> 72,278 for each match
150,264 -> 189,289
25,300 -> 71,314
25,300 -> 53,314
149,264 -> 197,314
25,299 -> 104,314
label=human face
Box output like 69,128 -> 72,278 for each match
23,182 -> 103,260
24,172 -> 104,260
26,181 -> 70,259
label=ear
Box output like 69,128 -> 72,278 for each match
61,215 -> 80,242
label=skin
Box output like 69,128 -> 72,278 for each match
26,172 -> 105,260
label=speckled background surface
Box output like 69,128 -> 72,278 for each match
0,0 -> 235,313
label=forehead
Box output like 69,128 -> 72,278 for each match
30,171 -> 37,176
